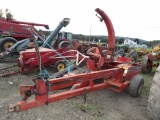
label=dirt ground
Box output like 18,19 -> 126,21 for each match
0,62 -> 153,120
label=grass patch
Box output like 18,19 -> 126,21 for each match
138,58 -> 159,95
75,103 -> 103,112
140,72 -> 154,95
92,117 -> 103,120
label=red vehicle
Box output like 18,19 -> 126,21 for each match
0,18 -> 49,51
0,18 -> 80,76
8,8 -> 144,112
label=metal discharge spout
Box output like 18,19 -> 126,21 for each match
95,8 -> 115,59
42,18 -> 70,48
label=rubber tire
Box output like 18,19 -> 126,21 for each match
148,65 -> 160,120
129,75 -> 144,97
58,41 -> 71,49
141,55 -> 152,74
0,37 -> 17,52
54,60 -> 66,72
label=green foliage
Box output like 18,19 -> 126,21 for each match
73,34 -> 107,43
0,9 -> 3,18
73,34 -> 160,47
139,59 -> 159,95
0,8 -> 14,19
117,38 -> 124,44
73,34 -> 85,40
142,40 -> 160,48
140,72 -> 153,95
5,8 -> 14,19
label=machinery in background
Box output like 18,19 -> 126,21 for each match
0,18 -> 73,61
151,43 -> 160,60
0,18 -> 81,76
141,43 -> 160,74
0,18 -> 49,51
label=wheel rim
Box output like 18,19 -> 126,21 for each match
57,63 -> 65,71
4,41 -> 15,50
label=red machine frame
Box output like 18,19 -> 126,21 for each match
18,45 -> 78,73
0,18 -> 49,40
8,8 -> 143,112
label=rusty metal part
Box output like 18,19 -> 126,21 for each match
0,71 -> 21,77
141,53 -> 153,74
0,58 -> 17,63
0,64 -> 17,71
0,64 -> 21,77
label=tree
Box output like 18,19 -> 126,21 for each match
0,9 -> 3,18
5,8 -> 14,19
118,38 -> 124,44
0,8 -> 14,19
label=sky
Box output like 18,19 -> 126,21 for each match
0,0 -> 160,41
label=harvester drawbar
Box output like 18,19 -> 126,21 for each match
8,8 -> 144,112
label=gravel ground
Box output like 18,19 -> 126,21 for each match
0,63 -> 153,120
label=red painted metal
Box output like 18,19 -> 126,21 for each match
8,59 -> 142,112
9,68 -> 121,111
10,83 -> 109,112
0,71 -> 21,77
146,53 -> 154,66
14,36 -> 80,73
8,8 -> 143,112
0,18 -> 49,40
18,47 -> 78,73
117,57 -> 130,63
95,8 -> 115,60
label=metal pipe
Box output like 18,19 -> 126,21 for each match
42,18 -> 70,48
95,8 -> 115,59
